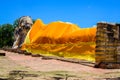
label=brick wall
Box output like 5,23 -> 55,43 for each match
95,22 -> 120,69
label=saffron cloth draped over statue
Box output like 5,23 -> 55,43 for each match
22,19 -> 96,62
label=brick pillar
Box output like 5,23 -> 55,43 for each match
95,22 -> 120,69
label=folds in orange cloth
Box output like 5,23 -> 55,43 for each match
22,19 -> 96,62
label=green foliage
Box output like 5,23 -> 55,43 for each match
0,24 -> 14,48
13,18 -> 19,28
32,19 -> 36,23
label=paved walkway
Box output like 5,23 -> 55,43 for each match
1,50 -> 115,74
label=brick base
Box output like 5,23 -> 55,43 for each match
95,62 -> 120,69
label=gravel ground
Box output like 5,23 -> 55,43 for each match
0,50 -> 120,80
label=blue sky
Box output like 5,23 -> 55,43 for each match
0,0 -> 120,28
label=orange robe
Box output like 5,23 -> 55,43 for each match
22,19 -> 96,62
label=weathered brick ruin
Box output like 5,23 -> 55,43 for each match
95,22 -> 120,69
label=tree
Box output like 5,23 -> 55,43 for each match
32,19 -> 36,23
0,24 -> 14,48
13,18 -> 19,28
0,26 -> 2,47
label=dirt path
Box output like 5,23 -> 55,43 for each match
1,50 -> 108,73
0,50 -> 120,80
